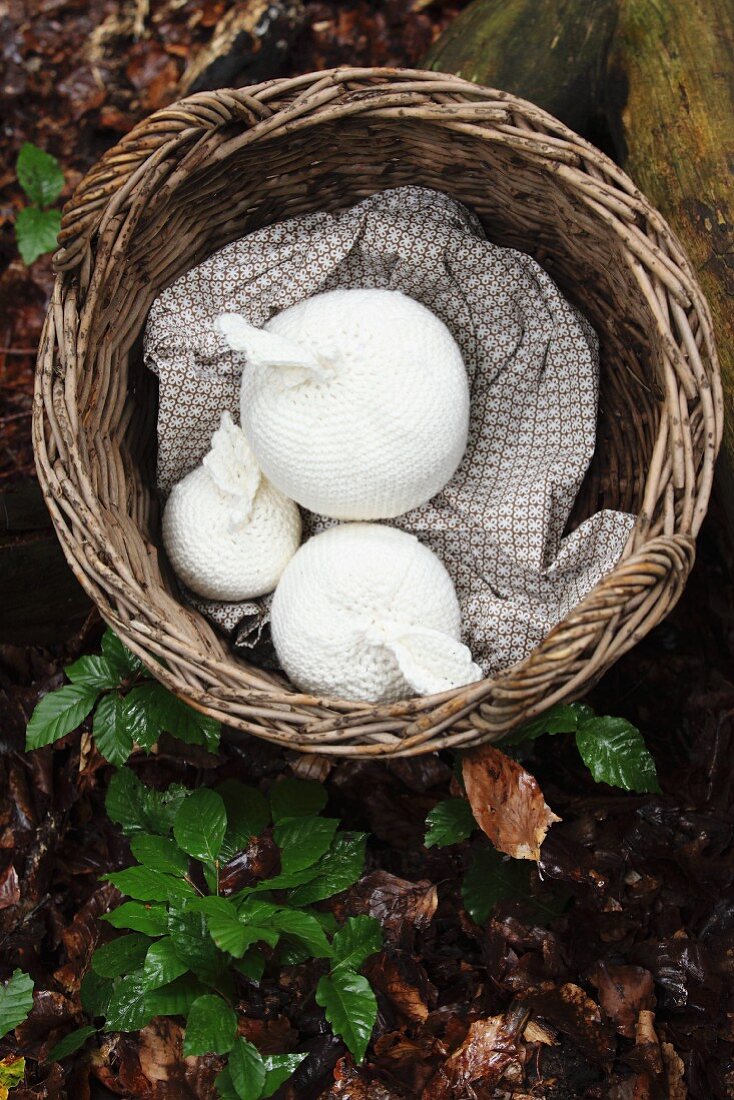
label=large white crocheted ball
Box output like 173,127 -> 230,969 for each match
271,524 -> 482,703
217,288 -> 470,520
162,413 -> 301,601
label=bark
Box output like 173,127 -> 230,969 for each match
424,0 -> 618,138
605,0 -> 734,533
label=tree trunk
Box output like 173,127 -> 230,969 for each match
424,0 -> 618,139
605,0 -> 734,535
426,0 -> 733,536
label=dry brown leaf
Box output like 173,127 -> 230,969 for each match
462,744 -> 560,861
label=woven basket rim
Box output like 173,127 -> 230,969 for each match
33,67 -> 723,756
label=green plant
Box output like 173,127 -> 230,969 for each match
54,773 -> 381,1099
0,971 -> 34,1042
14,143 -> 64,265
25,629 -> 219,763
424,703 -> 659,921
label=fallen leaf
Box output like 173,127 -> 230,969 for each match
589,962 -> 655,1038
321,1056 -> 402,1098
514,982 -> 616,1069
345,871 -> 437,946
364,953 -> 435,1024
423,1008 -> 530,1099
462,745 -> 560,861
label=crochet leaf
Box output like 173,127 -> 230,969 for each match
216,312 -> 330,387
202,411 -> 261,522
381,626 -> 483,696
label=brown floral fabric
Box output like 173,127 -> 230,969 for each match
144,187 -> 635,677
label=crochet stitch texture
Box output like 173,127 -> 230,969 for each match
218,288 -> 470,520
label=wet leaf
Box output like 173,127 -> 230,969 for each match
25,683 -> 98,750
173,789 -> 227,863
462,744 -> 561,860
575,717 -> 661,794
424,797 -> 475,848
183,993 -> 237,1056
316,968 -> 377,1064
47,1024 -> 97,1061
92,933 -> 152,979
0,970 -> 33,1040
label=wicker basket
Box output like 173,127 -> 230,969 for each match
33,67 -> 723,758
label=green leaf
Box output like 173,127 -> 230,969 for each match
316,968 -> 377,1064
0,969 -> 34,1040
125,682 -> 219,752
424,798 -> 475,848
104,866 -> 195,903
47,1025 -> 97,1062
575,716 -> 661,793
235,950 -> 266,983
143,939 -> 188,989
106,769 -> 187,837
174,790 -> 227,863
17,142 -> 64,206
0,1056 -> 25,1091
217,781 -> 270,859
101,630 -> 144,678
144,786 -> 189,836
288,833 -> 367,907
105,768 -> 149,834
93,693 -> 134,765
66,654 -> 122,691
168,906 -> 226,984
207,902 -> 279,958
15,205 -> 62,265
261,1053 -> 308,1098
102,902 -> 169,936
269,910 -> 333,958
145,973 -> 206,1017
461,846 -> 530,925
104,973 -> 151,1032
92,934 -> 152,978
26,682 -> 98,750
503,702 -> 594,745
183,994 -> 237,1056
270,778 -> 327,824
80,971 -> 113,1018
214,1066 -> 241,1100
130,834 -> 190,877
274,817 -> 339,874
229,1037 -> 266,1100
331,916 -> 382,972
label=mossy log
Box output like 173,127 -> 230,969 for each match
605,0 -> 734,529
427,0 -> 733,534
424,0 -> 618,137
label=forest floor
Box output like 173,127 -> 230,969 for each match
1,3 -> 733,1098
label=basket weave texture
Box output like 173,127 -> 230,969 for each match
33,67 -> 723,757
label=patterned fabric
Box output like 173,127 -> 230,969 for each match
144,186 -> 636,677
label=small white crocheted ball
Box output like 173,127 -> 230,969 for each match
217,288 -> 470,520
162,412 -> 301,601
271,524 -> 482,704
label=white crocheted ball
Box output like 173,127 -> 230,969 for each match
162,412 -> 301,601
271,524 -> 482,703
217,288 -> 470,520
